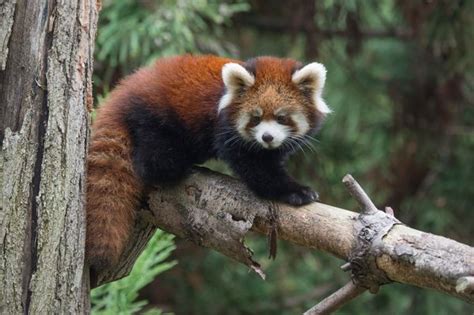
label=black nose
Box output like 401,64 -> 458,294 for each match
262,133 -> 273,143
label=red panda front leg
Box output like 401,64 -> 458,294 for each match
226,152 -> 319,206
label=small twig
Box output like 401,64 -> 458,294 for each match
304,281 -> 367,315
342,174 -> 378,214
384,206 -> 394,216
340,262 -> 351,272
456,277 -> 474,294
268,203 -> 279,260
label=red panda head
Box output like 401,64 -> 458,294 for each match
218,57 -> 330,150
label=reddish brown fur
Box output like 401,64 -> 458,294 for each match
227,57 -> 319,131
86,55 -> 237,269
86,93 -> 142,268
121,55 -> 237,129
86,55 -> 317,271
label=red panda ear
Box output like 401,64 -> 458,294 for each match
292,62 -> 326,95
218,63 -> 255,113
292,62 -> 331,115
222,63 -> 255,92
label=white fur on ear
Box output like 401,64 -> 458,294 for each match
292,62 -> 331,114
218,63 -> 255,113
222,63 -> 255,89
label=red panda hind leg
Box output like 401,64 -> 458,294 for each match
85,126 -> 143,275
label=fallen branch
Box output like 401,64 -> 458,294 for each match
95,167 -> 474,310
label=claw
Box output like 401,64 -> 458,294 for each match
281,186 -> 319,206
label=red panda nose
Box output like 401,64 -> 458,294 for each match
262,133 -> 274,143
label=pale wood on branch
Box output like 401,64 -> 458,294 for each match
96,168 -> 474,306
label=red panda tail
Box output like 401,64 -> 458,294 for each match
85,123 -> 142,275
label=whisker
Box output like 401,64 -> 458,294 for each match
287,139 -> 299,154
292,139 -> 307,156
215,128 -> 236,137
289,134 -> 317,154
224,135 -> 239,146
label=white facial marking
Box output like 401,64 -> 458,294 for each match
274,107 -> 288,116
292,62 -> 332,115
217,93 -> 233,114
291,112 -> 310,135
253,107 -> 263,117
236,113 -> 251,140
315,98 -> 331,115
218,63 -> 255,113
254,121 -> 289,149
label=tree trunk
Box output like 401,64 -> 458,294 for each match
0,1 -> 99,313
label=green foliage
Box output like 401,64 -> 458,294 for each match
91,230 -> 176,315
93,0 -> 474,314
95,0 -> 249,91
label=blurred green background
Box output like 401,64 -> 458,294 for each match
91,0 -> 474,314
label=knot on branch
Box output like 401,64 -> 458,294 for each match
305,175 -> 404,314
342,174 -> 402,293
349,209 -> 401,293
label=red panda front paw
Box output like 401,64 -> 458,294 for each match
281,186 -> 319,206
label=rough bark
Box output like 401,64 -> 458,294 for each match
0,0 -> 99,313
96,168 -> 474,305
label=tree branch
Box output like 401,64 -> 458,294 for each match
304,281 -> 367,315
95,167 -> 474,308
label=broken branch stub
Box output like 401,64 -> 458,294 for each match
305,175 -> 401,313
343,175 -> 402,294
342,174 -> 378,214
147,167 -> 273,279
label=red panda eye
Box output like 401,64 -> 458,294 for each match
250,116 -> 261,125
277,115 -> 289,125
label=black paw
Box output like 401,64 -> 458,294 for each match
281,186 -> 319,206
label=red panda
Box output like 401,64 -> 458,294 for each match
86,55 -> 330,274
